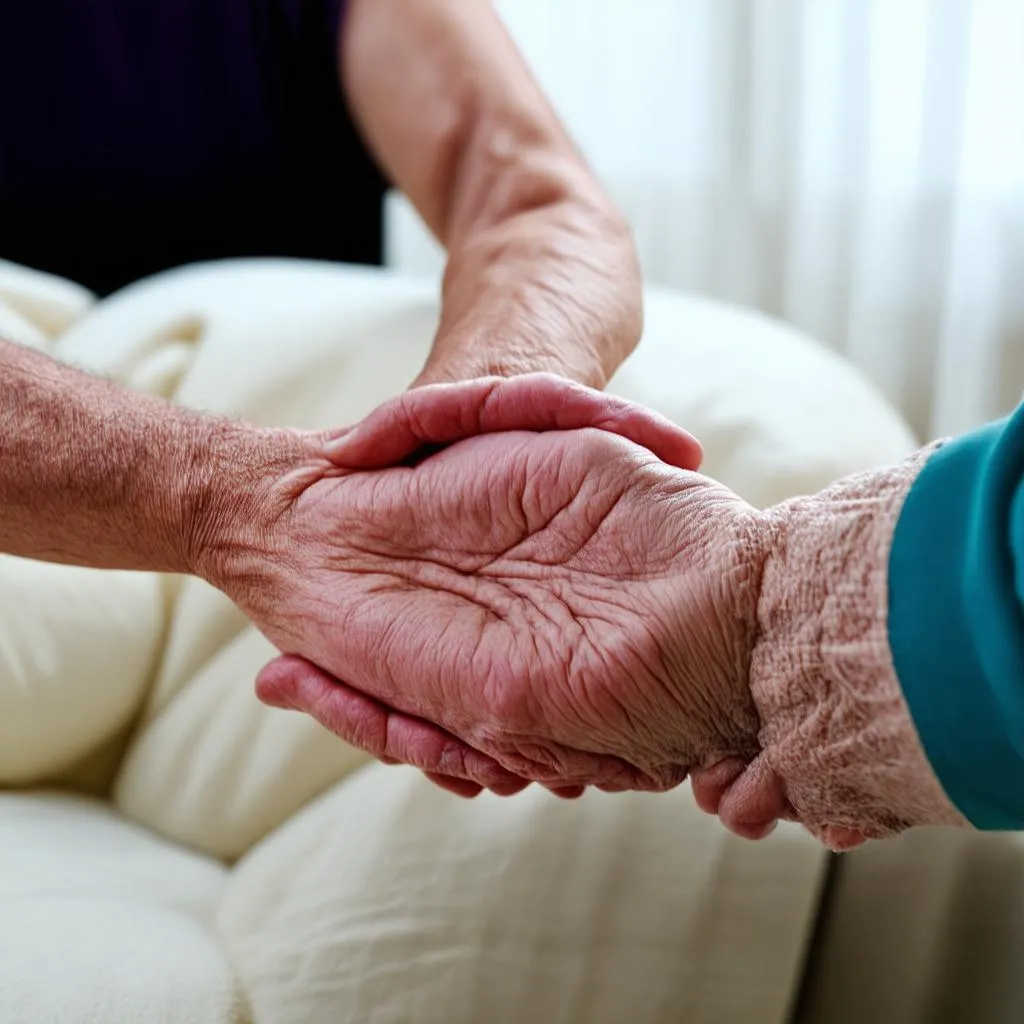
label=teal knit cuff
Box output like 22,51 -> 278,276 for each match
888,408 -> 1024,829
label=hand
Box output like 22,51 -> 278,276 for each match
322,373 -> 704,798
199,374 -> 704,798
245,426 -> 770,805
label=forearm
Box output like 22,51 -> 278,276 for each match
434,193 -> 641,387
745,407 -> 1024,842
341,0 -> 641,386
0,338 -> 312,576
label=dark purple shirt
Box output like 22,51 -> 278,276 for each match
1,0 -> 386,294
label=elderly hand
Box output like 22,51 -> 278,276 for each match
199,374 -> 703,798
249,417 -> 771,810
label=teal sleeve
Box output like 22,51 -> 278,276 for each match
888,402 -> 1024,829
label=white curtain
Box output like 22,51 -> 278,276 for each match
481,0 -> 1024,439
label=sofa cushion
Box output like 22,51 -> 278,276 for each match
611,287 -> 918,509
0,258 -> 95,344
0,556 -> 165,786
0,792 -> 245,1024
220,765 -> 826,1024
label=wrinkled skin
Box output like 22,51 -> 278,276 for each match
236,423 -> 769,802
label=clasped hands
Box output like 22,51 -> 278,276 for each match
205,375 -> 789,842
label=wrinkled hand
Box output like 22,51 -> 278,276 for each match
315,372 -> 703,799
207,374 -> 703,797
240,408 -> 768,806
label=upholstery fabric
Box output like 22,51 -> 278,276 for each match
0,792 -> 245,1024
219,765 -> 826,1024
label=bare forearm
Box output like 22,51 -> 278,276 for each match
434,195 -> 642,386
0,339 -> 310,576
342,0 -> 642,386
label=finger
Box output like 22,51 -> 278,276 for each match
714,754 -> 788,841
495,750 -> 677,794
424,772 -> 484,799
323,373 -> 702,471
257,655 -> 526,791
547,785 -> 586,800
488,779 -> 533,797
422,772 -> 532,798
587,760 -> 689,794
262,658 -> 626,794
690,757 -> 748,814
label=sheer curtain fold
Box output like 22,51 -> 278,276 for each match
496,0 -> 1024,437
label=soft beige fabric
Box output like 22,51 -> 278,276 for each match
611,287 -> 919,509
0,257 -> 925,1023
0,557 -> 165,783
220,764 -> 826,1024
0,792 -> 246,1024
0,258 -> 94,346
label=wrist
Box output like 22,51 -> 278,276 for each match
180,421 -> 330,592
751,449 -> 968,841
434,201 -> 642,388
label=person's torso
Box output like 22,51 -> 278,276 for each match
0,0 -> 385,295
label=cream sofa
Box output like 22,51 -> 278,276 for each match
0,257 -> 1016,1024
